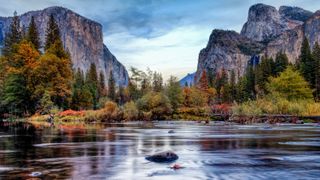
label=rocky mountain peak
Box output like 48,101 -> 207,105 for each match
279,6 -> 313,22
241,3 -> 285,42
0,6 -> 129,86
195,3 -> 319,85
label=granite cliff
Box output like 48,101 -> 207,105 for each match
195,3 -> 318,83
0,6 -> 129,86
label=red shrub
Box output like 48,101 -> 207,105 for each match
59,109 -> 85,117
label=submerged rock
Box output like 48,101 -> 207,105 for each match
146,151 -> 179,163
168,130 -> 175,134
258,156 -> 284,161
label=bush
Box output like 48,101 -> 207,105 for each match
123,101 -> 139,120
136,92 -> 172,120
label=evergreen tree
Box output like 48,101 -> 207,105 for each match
108,70 -> 116,101
45,15 -> 60,51
152,72 -> 163,92
86,63 -> 99,109
230,70 -> 236,102
244,65 -> 256,99
2,11 -> 22,56
165,76 -> 183,111
254,56 -> 274,94
39,90 -> 54,114
275,52 -> 289,75
2,73 -> 27,116
215,69 -> 228,99
299,37 -> 314,87
117,85 -> 125,105
312,42 -> 320,101
27,16 -> 40,51
99,71 -> 106,97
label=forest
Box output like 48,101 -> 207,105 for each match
1,13 -> 320,123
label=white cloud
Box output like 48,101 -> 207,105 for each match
104,25 -> 211,80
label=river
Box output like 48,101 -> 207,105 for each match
0,121 -> 319,180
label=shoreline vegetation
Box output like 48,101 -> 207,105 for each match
1,13 -> 320,125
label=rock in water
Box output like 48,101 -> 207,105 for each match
146,151 -> 179,163
168,130 -> 175,133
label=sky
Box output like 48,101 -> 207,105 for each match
0,0 -> 320,80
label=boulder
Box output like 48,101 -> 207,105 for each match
145,151 -> 179,163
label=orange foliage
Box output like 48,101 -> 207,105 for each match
211,104 -> 231,114
59,109 -> 85,117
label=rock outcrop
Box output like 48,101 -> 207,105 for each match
179,72 -> 195,87
0,7 -> 129,86
195,30 -> 264,82
195,3 -> 319,83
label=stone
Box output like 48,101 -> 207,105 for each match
145,151 -> 179,163
168,130 -> 175,133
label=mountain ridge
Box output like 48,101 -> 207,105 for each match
0,6 -> 129,86
195,3 -> 318,84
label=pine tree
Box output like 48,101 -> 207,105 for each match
117,85 -> 125,105
39,90 -> 54,114
2,11 -> 22,56
86,63 -> 99,109
214,69 -> 228,99
166,76 -> 183,111
99,71 -> 106,97
245,65 -> 256,99
27,16 -> 40,51
230,70 -> 236,102
275,52 -> 289,75
152,71 -> 163,92
3,73 -> 27,116
255,56 -> 274,94
312,42 -> 320,101
299,37 -> 314,87
108,70 -> 116,101
45,15 -> 60,51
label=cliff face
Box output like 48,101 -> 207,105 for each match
0,7 -> 129,86
195,3 -> 319,83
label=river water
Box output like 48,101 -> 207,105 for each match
0,121 -> 319,180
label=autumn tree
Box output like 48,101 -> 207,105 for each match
197,70 -> 209,91
33,53 -> 72,109
267,66 -> 313,101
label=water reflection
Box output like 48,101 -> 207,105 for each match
0,121 -> 319,179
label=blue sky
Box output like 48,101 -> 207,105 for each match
0,0 -> 320,79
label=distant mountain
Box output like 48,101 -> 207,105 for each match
0,6 -> 129,86
195,3 -> 318,83
179,72 -> 195,87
